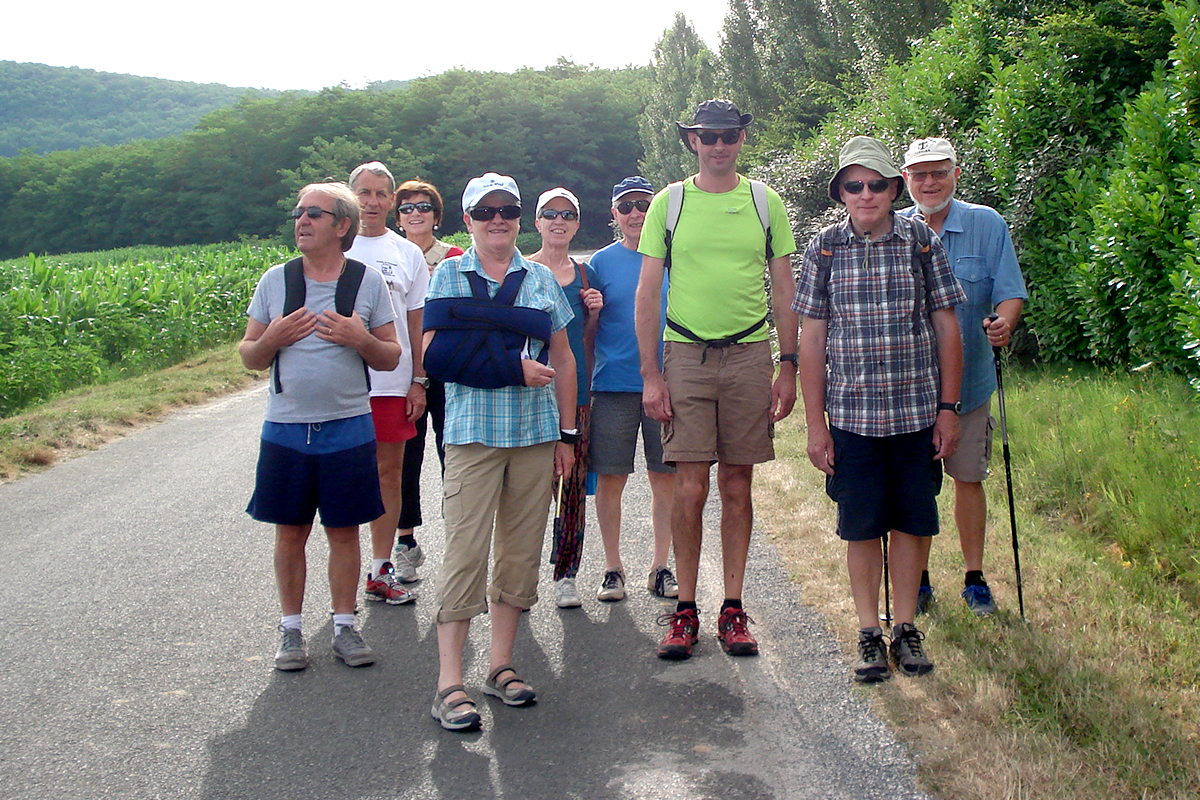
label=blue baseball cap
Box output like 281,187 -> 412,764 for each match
612,175 -> 654,202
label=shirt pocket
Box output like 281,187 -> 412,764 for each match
954,256 -> 993,307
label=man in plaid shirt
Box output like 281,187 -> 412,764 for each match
794,136 -> 966,683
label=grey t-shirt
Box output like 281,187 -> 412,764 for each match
247,261 -> 397,423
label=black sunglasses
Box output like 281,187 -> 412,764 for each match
694,130 -> 741,146
538,209 -> 579,221
841,178 -> 894,195
616,199 -> 651,215
397,201 -> 435,214
290,206 -> 337,220
468,205 -> 522,221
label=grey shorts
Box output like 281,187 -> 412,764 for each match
589,392 -> 675,475
943,400 -> 995,483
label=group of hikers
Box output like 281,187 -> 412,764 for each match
239,98 -> 1026,731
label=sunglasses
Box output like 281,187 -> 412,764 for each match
397,201 -> 435,214
468,204 -> 522,221
841,179 -> 894,195
694,130 -> 741,146
906,169 -> 952,182
538,209 -> 579,221
290,206 -> 337,220
616,199 -> 651,215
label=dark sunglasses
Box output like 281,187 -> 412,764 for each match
616,199 -> 651,215
694,130 -> 741,146
397,201 -> 435,214
538,209 -> 579,221
468,204 -> 522,221
290,206 -> 337,220
841,178 -> 894,195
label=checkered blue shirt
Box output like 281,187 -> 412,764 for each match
792,215 -> 966,437
427,247 -> 574,448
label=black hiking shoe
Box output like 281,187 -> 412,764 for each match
889,622 -> 934,676
854,627 -> 891,683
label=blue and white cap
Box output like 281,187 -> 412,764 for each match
462,172 -> 520,211
611,176 -> 654,202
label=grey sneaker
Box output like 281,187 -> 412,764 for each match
647,566 -> 679,598
961,583 -> 997,615
854,626 -> 890,683
597,569 -> 626,602
275,626 -> 309,671
393,542 -> 425,578
555,577 -> 582,608
332,625 -> 376,667
889,622 -> 934,676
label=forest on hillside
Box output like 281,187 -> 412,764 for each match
0,61 -> 280,157
2,0 -> 1198,381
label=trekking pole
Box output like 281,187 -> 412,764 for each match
880,531 -> 892,627
987,313 -> 1026,621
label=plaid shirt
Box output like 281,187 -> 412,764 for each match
427,247 -> 574,448
792,215 -> 966,437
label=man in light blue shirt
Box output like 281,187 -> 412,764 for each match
899,137 -> 1028,616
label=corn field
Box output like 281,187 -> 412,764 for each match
0,242 -> 291,417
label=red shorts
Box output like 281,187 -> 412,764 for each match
369,396 -> 418,443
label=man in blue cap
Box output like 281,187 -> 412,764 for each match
635,100 -> 799,660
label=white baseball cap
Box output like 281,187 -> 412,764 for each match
535,187 -> 580,217
462,172 -> 520,211
902,137 -> 957,169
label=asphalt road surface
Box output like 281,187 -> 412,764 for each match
0,384 -> 932,799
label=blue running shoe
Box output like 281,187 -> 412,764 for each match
916,584 -> 935,616
961,583 -> 997,616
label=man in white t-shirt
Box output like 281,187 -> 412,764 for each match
347,162 -> 431,603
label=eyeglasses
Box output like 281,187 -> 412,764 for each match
906,169 -> 952,182
616,199 -> 651,215
397,201 -> 435,214
290,206 -> 337,220
468,204 -> 522,221
694,130 -> 741,146
841,179 -> 893,195
538,209 -> 579,221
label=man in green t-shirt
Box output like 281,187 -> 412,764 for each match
635,99 -> 799,661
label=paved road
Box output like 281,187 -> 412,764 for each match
0,385 -> 931,799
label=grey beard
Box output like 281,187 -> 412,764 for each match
915,197 -> 952,216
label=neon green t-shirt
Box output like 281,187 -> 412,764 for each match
638,175 -> 796,342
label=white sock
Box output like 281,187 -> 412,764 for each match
280,614 -> 303,632
332,613 -> 356,635
371,558 -> 389,578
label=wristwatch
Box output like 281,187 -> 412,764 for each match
560,428 -> 581,445
937,401 -> 961,415
778,353 -> 799,367
412,376 -> 430,388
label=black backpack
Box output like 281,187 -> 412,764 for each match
273,257 -> 370,394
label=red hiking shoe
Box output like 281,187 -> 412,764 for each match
656,608 -> 700,659
716,607 -> 759,656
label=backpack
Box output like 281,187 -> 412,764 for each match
273,257 -> 370,394
422,268 -> 553,389
815,216 -> 936,334
661,178 -> 774,358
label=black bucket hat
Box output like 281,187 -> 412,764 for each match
676,99 -> 753,154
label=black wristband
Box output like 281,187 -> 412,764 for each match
560,429 -> 581,445
778,353 -> 799,367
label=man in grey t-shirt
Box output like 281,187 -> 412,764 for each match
240,181 -> 401,671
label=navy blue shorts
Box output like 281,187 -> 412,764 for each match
825,426 -> 943,542
246,414 -> 385,529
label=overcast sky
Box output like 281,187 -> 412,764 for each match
3,1 -> 730,90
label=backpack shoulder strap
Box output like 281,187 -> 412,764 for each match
570,257 -> 590,291
335,259 -> 367,317
663,181 -> 685,272
281,257 -> 306,316
748,179 -> 773,261
816,224 -> 842,292
908,217 -> 936,333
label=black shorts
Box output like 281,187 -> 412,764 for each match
825,426 -> 943,542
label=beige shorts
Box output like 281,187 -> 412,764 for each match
943,400 -> 996,483
660,340 -> 775,465
435,441 -> 555,623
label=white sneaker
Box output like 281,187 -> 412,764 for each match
555,577 -> 582,608
391,543 -> 421,583
597,569 -> 626,602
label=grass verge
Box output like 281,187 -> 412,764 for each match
0,344 -> 264,484
756,362 -> 1200,799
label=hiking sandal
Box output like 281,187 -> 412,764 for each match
482,664 -> 536,707
431,684 -> 481,731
